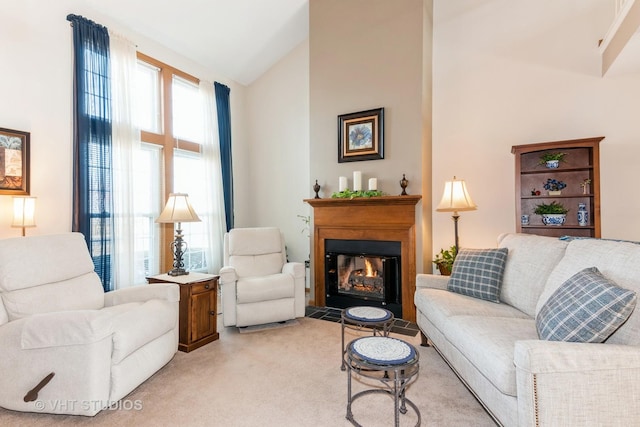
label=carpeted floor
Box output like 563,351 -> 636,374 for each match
305,306 -> 421,337
0,317 -> 495,426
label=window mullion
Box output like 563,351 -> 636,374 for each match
160,66 -> 176,273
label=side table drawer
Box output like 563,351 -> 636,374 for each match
191,280 -> 215,294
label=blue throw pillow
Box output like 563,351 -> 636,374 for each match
536,267 -> 637,342
447,248 -> 509,303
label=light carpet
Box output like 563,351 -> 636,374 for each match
238,319 -> 299,334
0,317 -> 495,426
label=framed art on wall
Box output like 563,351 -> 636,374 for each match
0,127 -> 30,195
338,108 -> 384,163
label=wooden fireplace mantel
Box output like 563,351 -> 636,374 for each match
304,195 -> 422,322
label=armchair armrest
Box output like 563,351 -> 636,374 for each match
219,266 -> 238,285
416,273 -> 449,290
20,310 -> 113,350
104,283 -> 179,307
514,340 -> 640,426
283,262 -> 305,279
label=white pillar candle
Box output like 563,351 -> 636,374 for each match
339,176 -> 348,192
368,178 -> 377,191
353,171 -> 362,191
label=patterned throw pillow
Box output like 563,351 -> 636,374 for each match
536,267 -> 637,342
447,248 -> 509,303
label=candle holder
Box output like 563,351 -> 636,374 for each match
400,174 -> 409,195
313,180 -> 321,199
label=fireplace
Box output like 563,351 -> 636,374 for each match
325,239 -> 402,317
305,195 -> 421,322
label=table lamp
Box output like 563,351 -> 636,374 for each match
436,177 -> 477,252
12,196 -> 36,237
156,193 -> 201,276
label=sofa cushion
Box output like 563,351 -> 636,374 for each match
536,238 -> 640,345
498,233 -> 569,317
229,253 -> 284,278
2,273 -> 105,321
443,315 -> 538,397
21,309 -> 113,349
415,288 -> 530,336
448,248 -> 509,303
237,274 -> 294,304
0,233 -> 96,292
111,299 -> 177,364
228,227 -> 283,256
536,267 -> 637,342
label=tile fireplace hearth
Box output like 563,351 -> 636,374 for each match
305,195 -> 422,322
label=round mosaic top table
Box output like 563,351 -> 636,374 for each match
341,306 -> 394,371
345,336 -> 421,427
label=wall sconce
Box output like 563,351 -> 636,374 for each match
12,196 -> 37,237
436,177 -> 477,252
155,193 -> 201,276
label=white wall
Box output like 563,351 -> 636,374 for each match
243,40 -> 311,263
431,0 -> 640,260
0,0 -> 247,239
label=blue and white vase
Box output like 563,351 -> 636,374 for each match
578,203 -> 588,226
545,160 -> 560,169
542,214 -> 566,226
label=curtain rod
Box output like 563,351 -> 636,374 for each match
66,14 -> 108,30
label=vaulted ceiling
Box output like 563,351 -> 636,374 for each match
86,0 -> 639,84
87,0 -> 309,86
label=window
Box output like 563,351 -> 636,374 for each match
133,53 -> 208,278
132,143 -> 162,277
135,61 -> 161,134
172,76 -> 203,143
174,149 -> 208,272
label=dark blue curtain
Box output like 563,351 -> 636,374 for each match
214,82 -> 234,231
67,14 -> 113,291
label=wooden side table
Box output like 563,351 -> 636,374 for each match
148,272 -> 220,352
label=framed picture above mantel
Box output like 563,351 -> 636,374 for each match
0,127 -> 30,195
338,108 -> 384,163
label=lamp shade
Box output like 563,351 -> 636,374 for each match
436,177 -> 477,213
12,196 -> 37,228
156,193 -> 201,223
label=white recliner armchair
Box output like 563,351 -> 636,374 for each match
0,233 -> 179,416
219,227 -> 305,327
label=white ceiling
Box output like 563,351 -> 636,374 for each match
87,0 -> 309,86
85,0 -> 639,84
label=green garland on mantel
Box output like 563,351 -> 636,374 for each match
330,189 -> 386,199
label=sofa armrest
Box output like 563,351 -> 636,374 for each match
20,310 -> 113,349
104,283 -> 179,306
283,262 -> 305,279
219,266 -> 238,285
514,340 -> 640,426
416,273 -> 449,290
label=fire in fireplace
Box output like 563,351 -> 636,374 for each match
325,239 -> 402,318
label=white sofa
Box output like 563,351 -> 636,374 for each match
0,233 -> 179,416
414,233 -> 640,426
219,227 -> 305,327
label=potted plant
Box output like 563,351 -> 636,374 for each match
534,201 -> 569,226
543,178 -> 566,195
433,245 -> 457,276
538,152 -> 566,169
